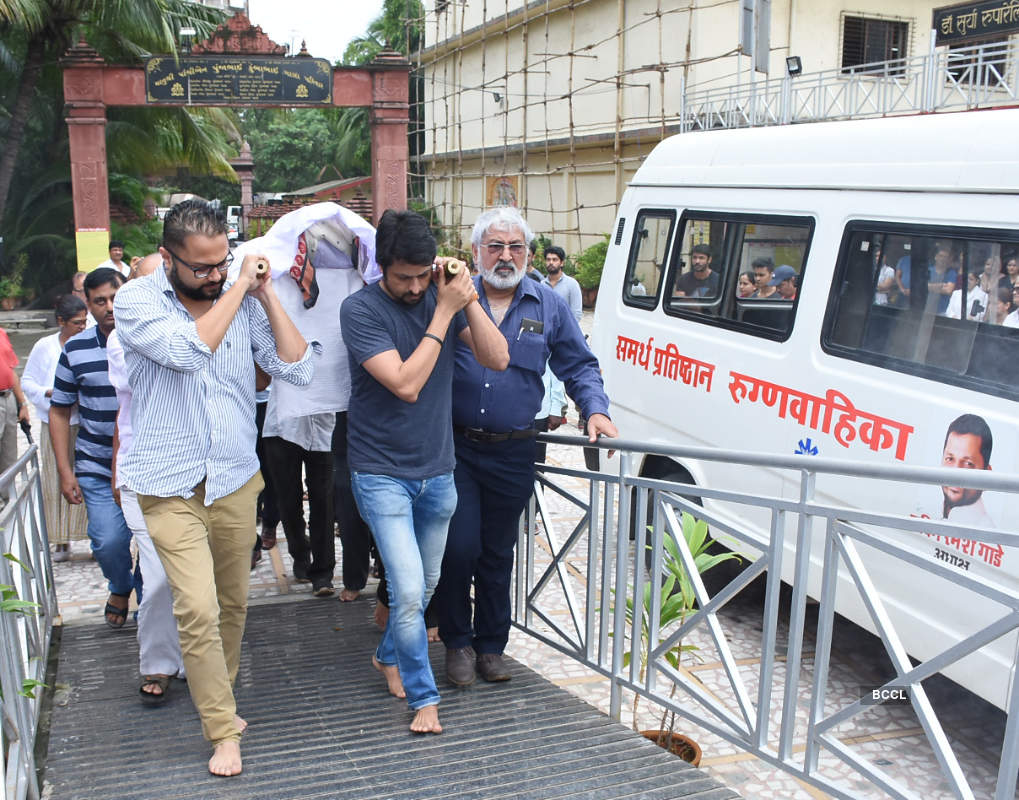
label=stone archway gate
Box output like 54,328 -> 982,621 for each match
61,13 -> 409,270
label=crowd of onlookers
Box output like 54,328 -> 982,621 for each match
666,237 -> 1019,324
873,242 -> 1019,326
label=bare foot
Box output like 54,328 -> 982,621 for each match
208,740 -> 242,777
234,714 -> 247,735
410,705 -> 442,734
372,654 -> 405,698
427,626 -> 439,643
374,602 -> 389,630
339,588 -> 360,602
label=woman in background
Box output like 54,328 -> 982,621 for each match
736,271 -> 756,298
21,294 -> 89,561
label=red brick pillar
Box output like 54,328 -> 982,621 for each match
62,40 -> 111,271
231,141 -> 255,239
370,52 -> 410,224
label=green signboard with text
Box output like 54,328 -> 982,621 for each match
145,56 -> 332,105
933,1 -> 1019,45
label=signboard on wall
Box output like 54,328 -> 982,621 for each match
145,56 -> 333,105
932,1 -> 1019,45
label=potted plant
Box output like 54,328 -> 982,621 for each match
0,277 -> 21,310
0,254 -> 28,310
572,235 -> 609,308
621,511 -> 739,764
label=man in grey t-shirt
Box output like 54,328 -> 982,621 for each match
541,245 -> 582,321
340,209 -> 507,735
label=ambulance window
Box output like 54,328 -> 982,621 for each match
623,210 -> 674,308
665,212 -> 813,341
823,224 -> 1019,400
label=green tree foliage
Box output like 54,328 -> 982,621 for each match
0,0 -> 236,292
244,109 -> 369,194
0,0 -> 225,221
572,235 -> 610,289
342,0 -> 425,193
238,1 -> 424,201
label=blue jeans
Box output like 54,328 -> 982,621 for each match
78,474 -> 141,601
351,471 -> 457,710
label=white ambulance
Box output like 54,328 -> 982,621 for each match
591,109 -> 1019,709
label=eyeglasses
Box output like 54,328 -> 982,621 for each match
165,247 -> 233,279
483,241 -> 527,256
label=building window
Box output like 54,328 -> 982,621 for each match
822,223 -> 1019,400
841,15 -> 909,75
664,212 -> 814,342
622,210 -> 675,308
947,37 -> 1011,86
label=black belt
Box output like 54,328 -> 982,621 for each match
0,389 -> 10,397
454,425 -> 537,444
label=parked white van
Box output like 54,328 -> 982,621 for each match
591,109 -> 1019,709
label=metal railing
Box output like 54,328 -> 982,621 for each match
516,435 -> 1019,799
677,39 -> 1019,132
0,447 -> 56,800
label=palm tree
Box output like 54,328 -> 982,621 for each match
0,0 -> 224,223
341,0 -> 425,195
342,0 -> 423,63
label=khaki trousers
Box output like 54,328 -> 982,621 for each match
139,472 -> 263,745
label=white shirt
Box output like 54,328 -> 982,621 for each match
231,203 -> 380,419
96,258 -> 131,278
537,363 -> 566,419
915,494 -> 997,530
946,497 -> 996,530
1003,309 -> 1019,328
21,332 -> 79,425
105,330 -> 132,486
873,265 -> 895,306
945,284 -> 988,321
261,402 -> 335,452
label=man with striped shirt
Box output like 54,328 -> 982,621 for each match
50,267 -> 139,629
114,200 -> 313,778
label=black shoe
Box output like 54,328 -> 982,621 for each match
312,580 -> 335,597
250,547 -> 262,571
446,646 -> 476,687
292,562 -> 311,583
477,652 -> 511,682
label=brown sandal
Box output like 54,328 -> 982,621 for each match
139,675 -> 171,706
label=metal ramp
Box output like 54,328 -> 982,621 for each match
41,597 -> 739,800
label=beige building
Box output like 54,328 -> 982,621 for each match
191,0 -> 250,14
419,1 -> 1017,254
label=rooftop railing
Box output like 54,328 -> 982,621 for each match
678,38 -> 1019,132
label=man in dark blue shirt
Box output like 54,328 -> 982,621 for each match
341,210 -> 507,734
435,207 -> 617,687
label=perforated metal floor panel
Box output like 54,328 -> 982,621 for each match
43,597 -> 739,800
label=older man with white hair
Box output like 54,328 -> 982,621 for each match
434,207 -> 617,686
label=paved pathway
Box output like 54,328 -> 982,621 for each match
45,599 -> 737,800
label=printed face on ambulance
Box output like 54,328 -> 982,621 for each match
940,414 -> 992,513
